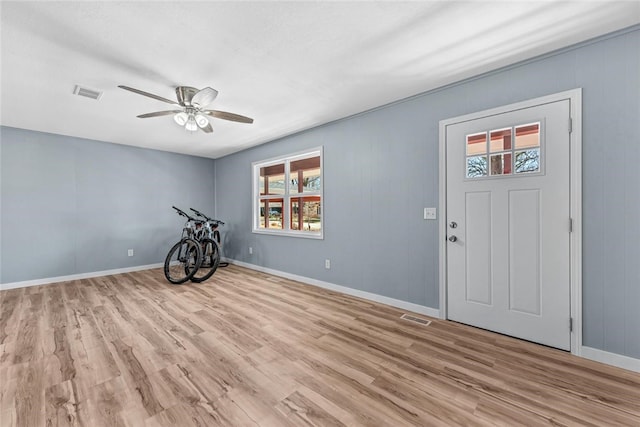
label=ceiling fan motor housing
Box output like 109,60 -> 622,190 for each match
175,86 -> 199,106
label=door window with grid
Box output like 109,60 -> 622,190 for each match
466,123 -> 542,179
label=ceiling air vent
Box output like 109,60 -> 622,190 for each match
73,85 -> 103,100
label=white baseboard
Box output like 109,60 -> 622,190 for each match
0,263 -> 164,291
580,346 -> 640,373
225,258 -> 440,318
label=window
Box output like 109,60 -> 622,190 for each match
466,122 -> 541,179
253,148 -> 323,238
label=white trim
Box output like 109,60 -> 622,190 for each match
569,89 -> 583,355
439,117 -> 448,321
251,229 -> 324,239
438,89 -> 583,355
226,258 -> 440,318
0,263 -> 164,291
580,346 -> 640,374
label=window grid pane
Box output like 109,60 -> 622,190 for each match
259,199 -> 283,229
258,200 -> 266,229
490,152 -> 512,175
515,123 -> 540,149
515,149 -> 540,173
260,163 -> 286,195
467,156 -> 488,178
490,128 -> 512,153
290,156 -> 322,194
290,197 -> 322,232
466,133 -> 487,156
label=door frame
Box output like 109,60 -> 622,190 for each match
438,88 -> 583,355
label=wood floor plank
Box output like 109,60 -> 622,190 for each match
85,376 -> 129,427
0,264 -> 639,426
277,390 -> 347,426
0,364 -> 19,417
0,340 -> 17,371
13,293 -> 45,365
110,339 -> 165,417
45,379 -> 85,427
293,385 -> 359,426
14,360 -> 45,427
0,289 -> 22,346
51,326 -> 76,383
144,403 -> 213,427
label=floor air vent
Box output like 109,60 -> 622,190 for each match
400,314 -> 431,326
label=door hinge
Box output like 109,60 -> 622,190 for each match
568,118 -> 573,134
569,218 -> 573,232
570,317 -> 573,332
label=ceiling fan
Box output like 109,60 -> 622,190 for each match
118,85 -> 253,133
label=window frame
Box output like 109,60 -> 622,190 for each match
252,147 -> 324,239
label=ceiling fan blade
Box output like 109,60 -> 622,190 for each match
191,87 -> 218,108
201,123 -> 214,133
118,85 -> 179,106
204,110 -> 254,124
137,110 -> 182,118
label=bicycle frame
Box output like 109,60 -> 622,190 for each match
189,208 -> 224,243
171,207 -> 205,260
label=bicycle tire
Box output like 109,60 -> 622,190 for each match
189,238 -> 221,283
164,238 -> 202,284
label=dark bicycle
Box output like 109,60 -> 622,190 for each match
187,208 -> 223,282
163,207 -> 203,284
191,208 -> 229,269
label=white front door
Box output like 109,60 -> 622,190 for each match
446,100 -> 571,350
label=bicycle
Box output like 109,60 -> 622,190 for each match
187,208 -> 223,282
190,208 -> 229,269
163,207 -> 203,284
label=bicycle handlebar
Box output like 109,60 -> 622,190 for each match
172,206 -> 201,222
189,208 -> 225,226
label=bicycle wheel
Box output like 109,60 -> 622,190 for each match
189,238 -> 221,282
164,238 -> 202,284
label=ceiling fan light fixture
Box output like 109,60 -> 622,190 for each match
185,115 -> 198,132
174,112 -> 188,126
119,84 -> 253,134
195,114 -> 209,128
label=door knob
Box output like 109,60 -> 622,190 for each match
449,221 -> 457,228
448,235 -> 458,242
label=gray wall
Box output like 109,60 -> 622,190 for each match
0,126 -> 216,283
214,27 -> 640,359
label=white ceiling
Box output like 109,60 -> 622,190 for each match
2,1 -> 639,159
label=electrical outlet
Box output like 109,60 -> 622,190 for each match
424,207 -> 437,220
325,259 -> 331,269
127,249 -> 134,257
249,247 -> 253,255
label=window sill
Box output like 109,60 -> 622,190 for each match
252,228 -> 324,240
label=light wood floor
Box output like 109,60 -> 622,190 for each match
1,265 -> 639,426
